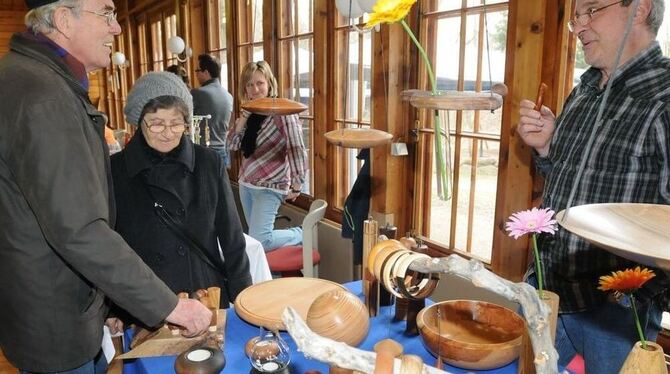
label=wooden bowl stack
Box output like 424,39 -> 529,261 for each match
306,289 -> 369,346
416,300 -> 525,370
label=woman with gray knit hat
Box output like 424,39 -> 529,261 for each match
110,72 -> 251,310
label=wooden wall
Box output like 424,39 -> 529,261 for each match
0,0 -> 26,55
0,1 -> 104,107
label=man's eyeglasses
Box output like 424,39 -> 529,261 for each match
143,120 -> 187,134
567,0 -> 625,32
195,69 -> 204,72
82,9 -> 118,26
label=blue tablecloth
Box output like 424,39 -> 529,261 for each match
123,281 -> 522,373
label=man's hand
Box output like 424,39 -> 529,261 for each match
105,317 -> 124,335
517,99 -> 556,157
165,298 -> 212,337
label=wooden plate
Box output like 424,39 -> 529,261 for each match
324,128 -> 392,148
234,278 -> 347,330
241,98 -> 307,116
557,203 -> 670,270
401,89 -> 503,111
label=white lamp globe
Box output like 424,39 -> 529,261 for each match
335,0 -> 364,19
111,51 -> 126,66
167,36 -> 186,55
357,0 -> 377,13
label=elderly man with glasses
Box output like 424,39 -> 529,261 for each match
517,0 -> 670,372
0,0 -> 212,373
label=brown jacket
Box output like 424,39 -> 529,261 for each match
0,33 -> 178,372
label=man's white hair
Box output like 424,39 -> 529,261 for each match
25,0 -> 82,34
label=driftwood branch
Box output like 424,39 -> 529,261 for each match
408,255 -> 563,374
282,306 -> 451,374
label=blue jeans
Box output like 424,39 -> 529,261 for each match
527,275 -> 662,373
213,147 -> 230,168
239,184 -> 302,252
20,350 -> 107,374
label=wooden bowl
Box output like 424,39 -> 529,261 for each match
557,203 -> 670,270
416,300 -> 524,370
324,128 -> 392,148
306,289 -> 369,346
241,97 -> 308,116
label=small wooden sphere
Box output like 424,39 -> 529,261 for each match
244,336 -> 280,359
306,289 -> 369,346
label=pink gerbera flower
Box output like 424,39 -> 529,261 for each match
505,207 -> 557,239
505,207 -> 558,297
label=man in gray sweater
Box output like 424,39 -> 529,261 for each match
192,53 -> 234,167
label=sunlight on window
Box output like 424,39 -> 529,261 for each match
427,5 -> 507,263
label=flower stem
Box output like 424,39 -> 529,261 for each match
531,234 -> 544,298
630,294 -> 648,349
400,19 -> 448,199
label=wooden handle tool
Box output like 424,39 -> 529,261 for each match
533,83 -> 548,111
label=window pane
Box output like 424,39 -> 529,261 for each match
297,0 -> 312,34
218,0 -> 227,50
435,17 -> 461,90
424,2 -> 508,263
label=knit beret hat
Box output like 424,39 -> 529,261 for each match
25,0 -> 58,10
124,71 -> 193,126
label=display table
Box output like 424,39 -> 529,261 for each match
122,281 -> 525,374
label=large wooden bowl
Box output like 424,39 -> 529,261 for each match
306,289 -> 369,346
557,203 -> 670,270
234,278 -> 346,330
416,300 -> 524,370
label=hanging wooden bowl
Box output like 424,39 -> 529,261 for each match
324,128 -> 393,148
557,203 -> 670,270
241,97 -> 308,116
416,300 -> 524,370
401,88 -> 505,111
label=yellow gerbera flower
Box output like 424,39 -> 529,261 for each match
365,0 -> 418,28
598,267 -> 655,293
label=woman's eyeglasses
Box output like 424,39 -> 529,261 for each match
143,120 -> 187,134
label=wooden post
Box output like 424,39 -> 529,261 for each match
518,290 -> 559,374
363,218 -> 379,317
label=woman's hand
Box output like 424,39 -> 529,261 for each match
286,190 -> 301,201
234,110 -> 251,133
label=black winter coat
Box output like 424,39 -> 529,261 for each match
111,131 -> 251,307
0,33 -> 177,372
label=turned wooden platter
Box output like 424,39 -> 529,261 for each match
241,98 -> 307,116
234,278 -> 346,330
557,203 -> 670,270
401,89 -> 504,111
324,128 -> 392,148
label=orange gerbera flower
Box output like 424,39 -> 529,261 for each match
598,267 -> 655,293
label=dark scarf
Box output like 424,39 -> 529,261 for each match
21,28 -> 89,90
241,113 -> 268,158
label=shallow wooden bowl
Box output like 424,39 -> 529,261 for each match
241,97 -> 307,116
324,128 -> 392,148
306,289 -> 369,346
557,203 -> 670,270
416,300 -> 524,370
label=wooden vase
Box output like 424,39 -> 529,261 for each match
619,341 -> 668,374
518,290 -> 560,374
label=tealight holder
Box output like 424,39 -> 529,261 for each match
248,327 -> 291,374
